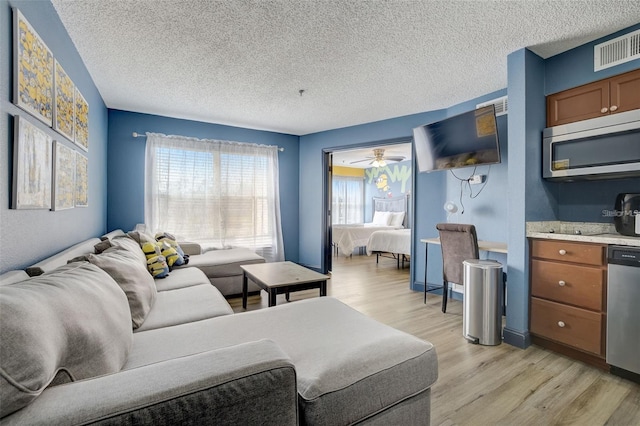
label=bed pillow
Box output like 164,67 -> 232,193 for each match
390,212 -> 406,227
87,248 -> 157,329
0,262 -> 132,417
372,211 -> 392,226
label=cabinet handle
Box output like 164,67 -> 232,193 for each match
601,107 -> 609,113
610,105 -> 618,112
559,249 -> 567,255
558,321 -> 566,328
558,280 -> 566,286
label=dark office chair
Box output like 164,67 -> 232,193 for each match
436,223 -> 479,313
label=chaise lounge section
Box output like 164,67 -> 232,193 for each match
0,232 -> 438,425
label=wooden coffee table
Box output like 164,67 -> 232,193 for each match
241,261 -> 329,308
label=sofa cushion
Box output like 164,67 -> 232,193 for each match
87,248 -> 157,329
0,262 -> 132,418
134,284 -> 233,332
180,247 -> 264,277
124,297 -> 437,425
154,267 -> 210,292
0,270 -> 30,286
100,229 -> 126,241
25,238 -> 102,276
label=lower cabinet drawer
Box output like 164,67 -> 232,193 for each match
531,240 -> 605,266
531,260 -> 604,311
530,297 -> 602,355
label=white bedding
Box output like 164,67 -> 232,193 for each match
333,224 -> 401,256
366,229 -> 412,256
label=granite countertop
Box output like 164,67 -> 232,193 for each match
526,221 -> 640,247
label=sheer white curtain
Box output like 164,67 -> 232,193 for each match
145,133 -> 284,262
332,176 -> 364,224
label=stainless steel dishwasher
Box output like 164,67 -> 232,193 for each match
606,245 -> 640,383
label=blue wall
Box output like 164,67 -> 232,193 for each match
106,110 -> 301,262
298,89 -> 509,292
0,0 -> 108,273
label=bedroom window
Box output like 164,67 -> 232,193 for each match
332,176 -> 364,224
144,133 -> 284,262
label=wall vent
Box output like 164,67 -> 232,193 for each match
594,29 -> 640,71
476,95 -> 508,116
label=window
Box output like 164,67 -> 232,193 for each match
332,176 -> 364,224
145,133 -> 283,262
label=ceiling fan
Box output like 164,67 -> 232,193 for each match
349,148 -> 405,167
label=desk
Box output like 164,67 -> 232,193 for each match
420,238 -> 508,303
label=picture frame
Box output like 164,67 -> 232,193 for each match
13,8 -> 54,127
74,88 -> 89,151
74,151 -> 88,207
12,115 -> 52,210
54,59 -> 75,141
52,140 -> 76,211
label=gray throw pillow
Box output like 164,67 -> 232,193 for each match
87,247 -> 157,329
0,262 -> 132,418
127,230 -> 156,246
110,235 -> 148,266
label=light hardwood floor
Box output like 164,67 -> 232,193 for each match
229,254 -> 640,426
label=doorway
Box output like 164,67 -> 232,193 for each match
322,140 -> 413,276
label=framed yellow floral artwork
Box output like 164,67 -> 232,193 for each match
13,8 -> 54,127
74,88 -> 89,151
12,115 -> 52,210
75,151 -> 88,207
53,141 -> 76,211
54,59 -> 75,141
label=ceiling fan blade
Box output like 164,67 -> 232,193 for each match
349,157 -> 374,164
384,156 -> 406,162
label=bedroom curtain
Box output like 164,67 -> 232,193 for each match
144,132 -> 284,262
332,176 -> 364,224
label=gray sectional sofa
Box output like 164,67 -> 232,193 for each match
0,231 -> 438,425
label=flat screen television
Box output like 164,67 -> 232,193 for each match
413,105 -> 501,172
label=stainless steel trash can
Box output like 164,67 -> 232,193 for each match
462,259 -> 502,345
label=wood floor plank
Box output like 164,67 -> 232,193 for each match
229,254 -> 640,425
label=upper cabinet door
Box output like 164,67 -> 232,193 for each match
546,68 -> 640,127
547,80 -> 609,127
609,68 -> 640,115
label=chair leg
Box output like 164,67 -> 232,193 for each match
442,280 -> 448,313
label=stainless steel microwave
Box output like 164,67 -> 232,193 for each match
542,109 -> 640,181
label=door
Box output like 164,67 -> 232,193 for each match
321,151 -> 332,274
546,80 -> 609,127
609,68 -> 640,115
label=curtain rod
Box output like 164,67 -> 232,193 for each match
132,132 -> 284,152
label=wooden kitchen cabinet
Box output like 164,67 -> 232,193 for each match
529,239 -> 608,368
546,68 -> 640,127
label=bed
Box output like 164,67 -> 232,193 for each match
366,228 -> 411,268
332,194 -> 409,257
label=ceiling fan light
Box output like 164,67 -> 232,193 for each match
378,160 -> 386,167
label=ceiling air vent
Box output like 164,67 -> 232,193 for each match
476,95 -> 508,116
594,29 -> 640,71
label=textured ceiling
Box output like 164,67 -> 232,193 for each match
51,0 -> 640,136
